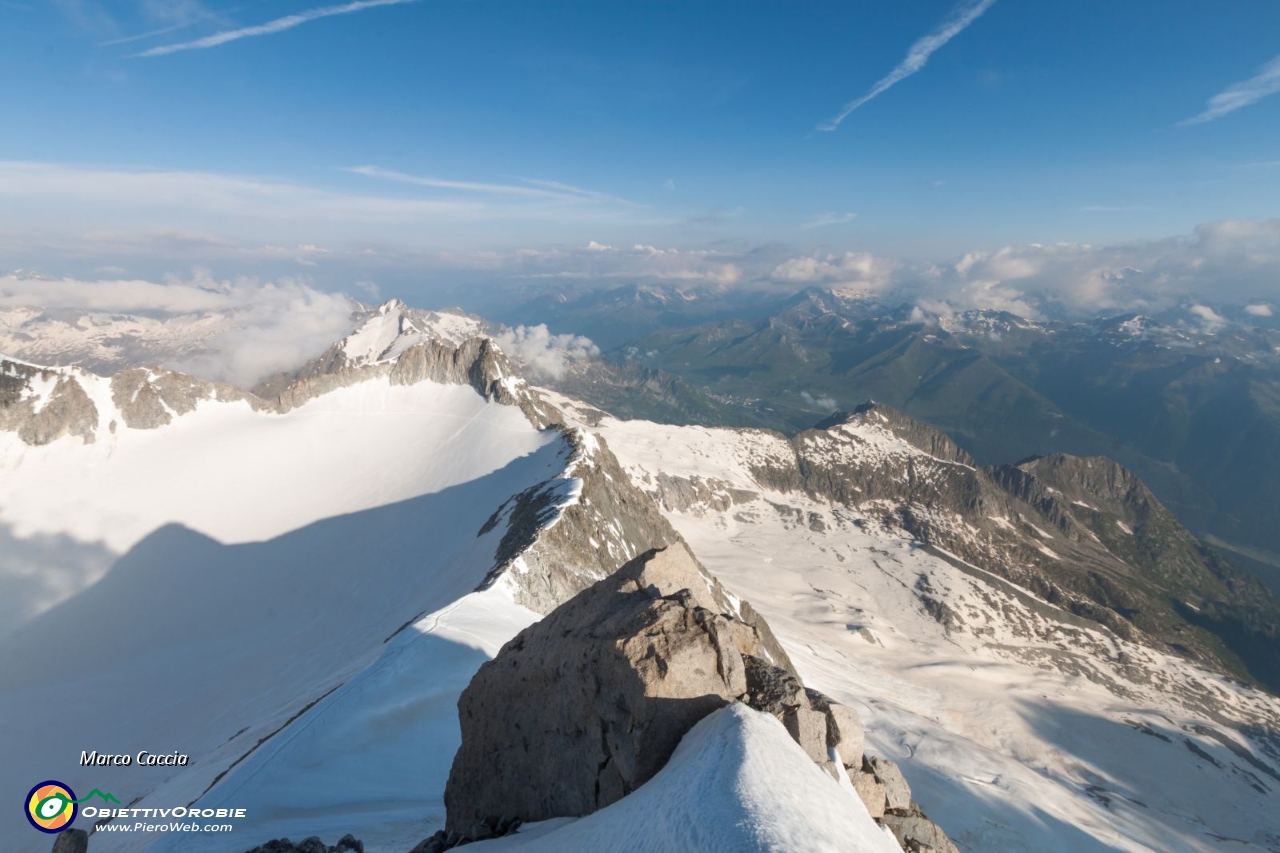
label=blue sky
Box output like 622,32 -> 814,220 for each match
1,0 -> 1279,312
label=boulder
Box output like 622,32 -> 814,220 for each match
51,829 -> 88,853
783,704 -> 830,763
443,543 -> 861,837
882,814 -> 962,853
869,756 -> 913,813
852,771 -> 887,820
806,687 -> 866,766
445,543 -> 777,833
242,836 -> 365,853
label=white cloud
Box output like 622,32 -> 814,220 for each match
136,0 -> 418,57
492,324 -> 600,380
1181,55 -> 1280,125
765,219 -> 1280,319
818,0 -> 998,131
101,0 -> 228,46
1189,304 -> 1227,333
800,391 -> 838,413
468,242 -> 742,286
801,212 -> 858,229
1245,303 -> 1273,317
772,251 -> 897,290
0,271 -> 358,387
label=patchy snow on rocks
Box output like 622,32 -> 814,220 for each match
544,392 -> 1280,853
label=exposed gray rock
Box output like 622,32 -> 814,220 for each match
1,360 -> 99,445
882,814 -> 962,853
869,756 -> 914,813
445,542 -> 772,832
784,704 -> 830,764
241,836 -> 363,853
649,472 -> 758,515
477,429 -> 682,615
742,655 -> 830,763
716,400 -> 1280,691
852,771 -> 887,820
3,325 -> 552,446
443,542 -> 859,837
51,828 -> 88,853
806,687 -> 866,767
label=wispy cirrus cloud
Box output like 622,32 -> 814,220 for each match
101,2 -> 229,48
801,212 -> 858,229
135,0 -> 417,57
817,0 -> 998,131
1180,55 -> 1280,125
345,166 -> 628,205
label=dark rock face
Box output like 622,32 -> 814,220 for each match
50,829 -> 88,853
242,834 -> 363,853
478,429 -> 683,615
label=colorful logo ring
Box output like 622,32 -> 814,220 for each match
26,781 -> 77,834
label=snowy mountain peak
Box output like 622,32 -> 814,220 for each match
813,402 -> 976,468
336,300 -> 486,369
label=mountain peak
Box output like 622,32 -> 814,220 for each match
814,402 -> 975,467
332,301 -> 485,371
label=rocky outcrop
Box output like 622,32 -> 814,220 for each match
444,542 -> 793,833
110,368 -> 256,429
50,828 -> 89,853
439,543 -> 959,851
1,360 -> 100,444
272,337 -> 555,427
690,401 -> 1280,693
243,836 -> 363,853
818,403 -> 975,466
477,429 -> 684,614
2,315 -> 560,447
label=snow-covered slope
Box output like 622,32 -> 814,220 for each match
0,311 -> 672,852
0,384 -> 564,850
466,704 -> 903,853
0,376 -> 549,624
545,392 -> 1280,853
142,587 -> 542,853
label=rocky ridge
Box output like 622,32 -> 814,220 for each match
624,400 -> 1280,693
434,544 -> 958,852
0,302 -> 678,615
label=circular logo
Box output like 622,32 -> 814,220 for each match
25,781 -> 77,834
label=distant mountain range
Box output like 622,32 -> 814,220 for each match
507,283 -> 1280,595
4,296 -> 1280,851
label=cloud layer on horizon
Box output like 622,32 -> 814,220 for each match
0,271 -> 358,387
3,219 -> 1278,393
